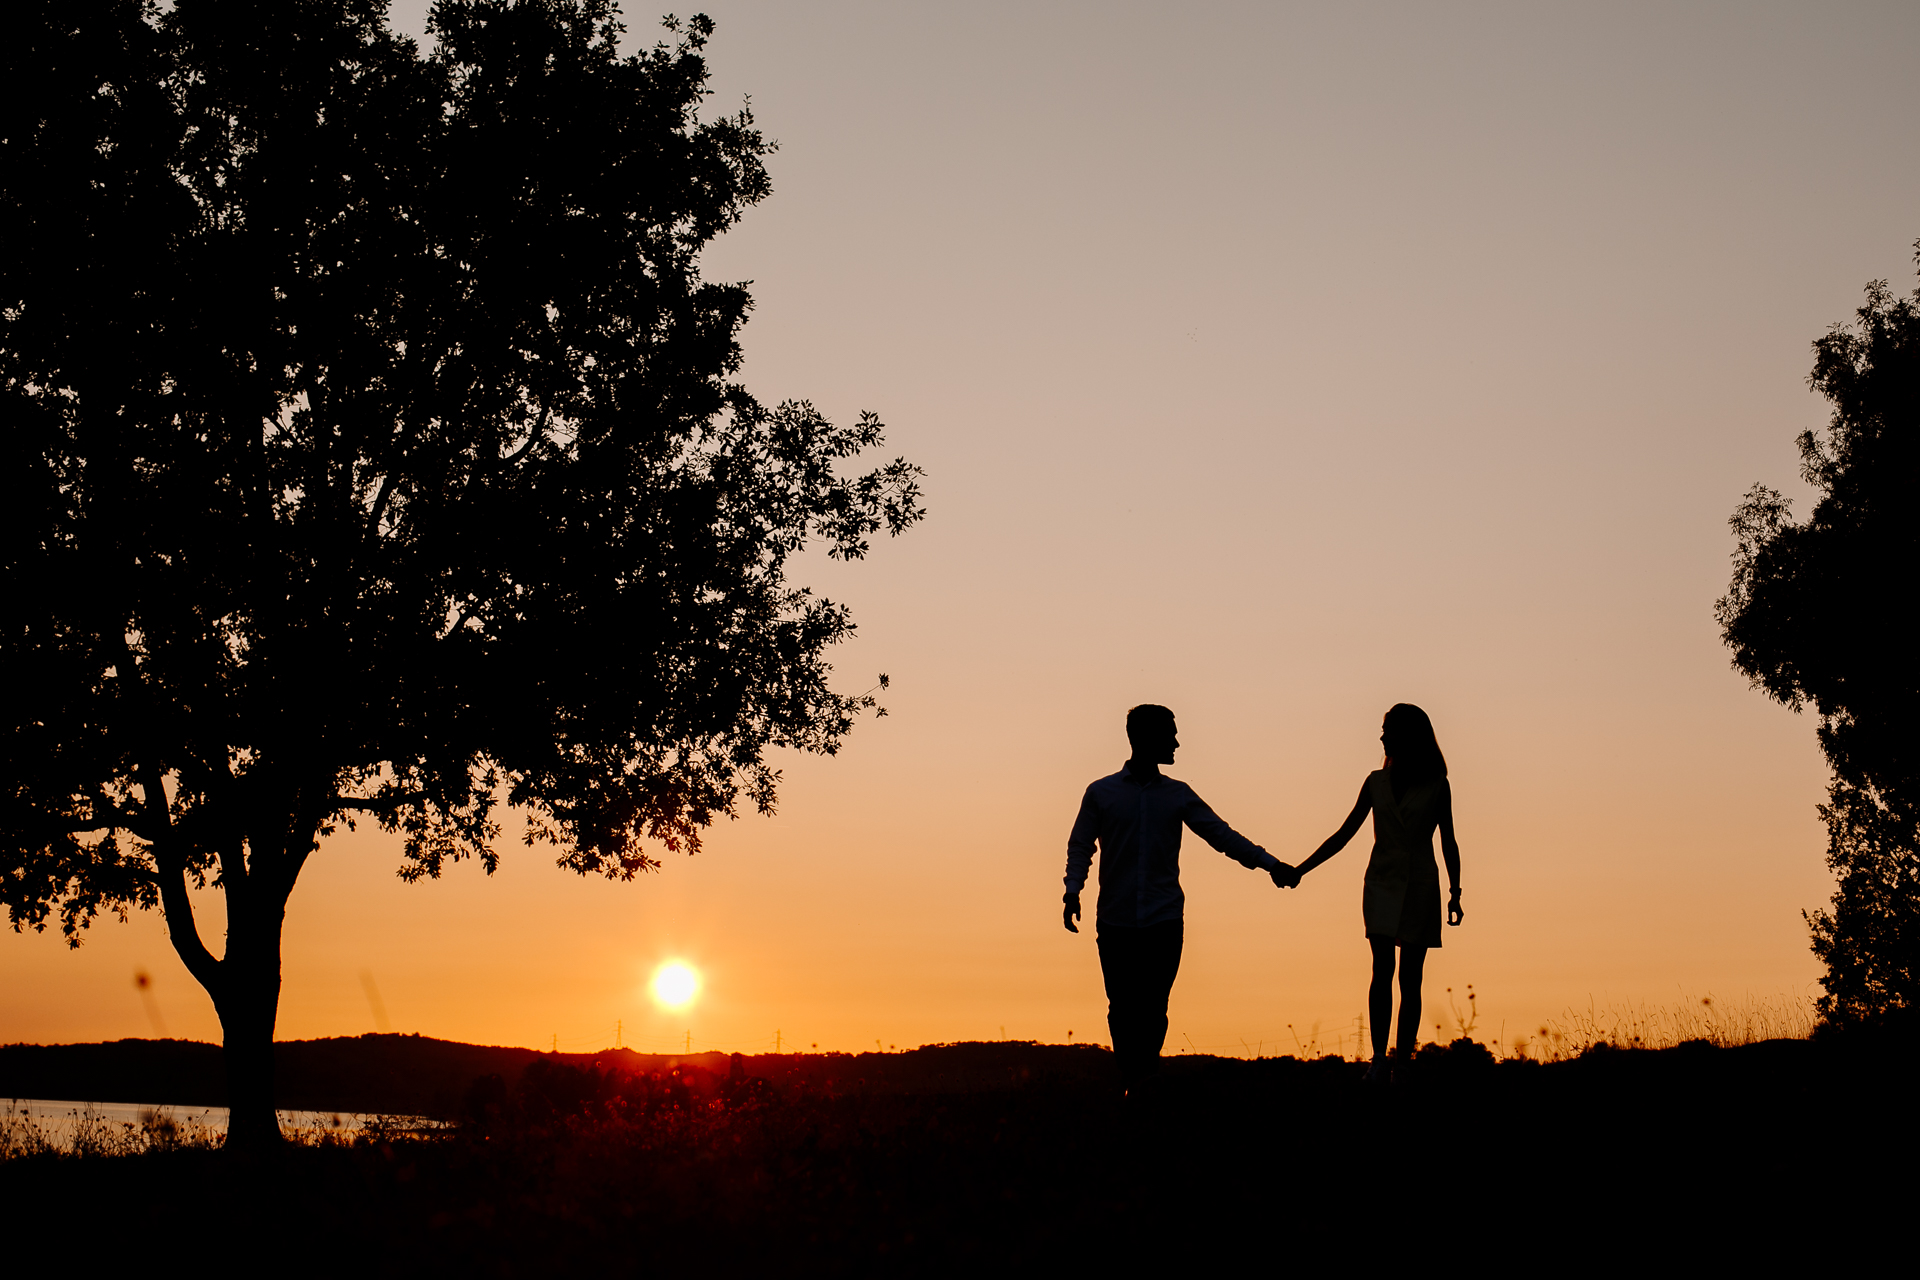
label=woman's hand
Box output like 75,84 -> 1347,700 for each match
1448,887 -> 1464,926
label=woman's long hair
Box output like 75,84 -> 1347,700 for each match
1383,703 -> 1447,785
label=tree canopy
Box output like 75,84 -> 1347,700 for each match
1717,246 -> 1919,1025
2,0 -> 921,1141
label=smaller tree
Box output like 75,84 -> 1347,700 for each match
1717,245 -> 1920,1026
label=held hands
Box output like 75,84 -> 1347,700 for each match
1064,893 -> 1082,933
1270,862 -> 1302,890
1448,887 -> 1464,926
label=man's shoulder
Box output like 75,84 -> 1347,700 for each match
1082,769 -> 1200,800
1085,768 -> 1163,801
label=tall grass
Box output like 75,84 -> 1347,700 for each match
2,1101 -> 225,1159
1502,991 -> 1816,1062
1185,986 -> 1817,1063
0,1101 -> 410,1160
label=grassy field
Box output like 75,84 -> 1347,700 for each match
3,1030 -> 1910,1272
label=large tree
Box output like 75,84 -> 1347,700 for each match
1,0 -> 922,1144
1717,247 -> 1919,1026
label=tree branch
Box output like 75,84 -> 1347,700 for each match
502,403 -> 550,467
153,848 -> 222,994
82,792 -> 154,839
440,599 -> 476,639
135,756 -> 172,831
367,471 -> 397,537
335,792 -> 425,815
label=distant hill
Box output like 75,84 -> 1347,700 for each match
9,1033 -> 1843,1123
0,1035 -> 1117,1117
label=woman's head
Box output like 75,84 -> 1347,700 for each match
1381,703 -> 1446,783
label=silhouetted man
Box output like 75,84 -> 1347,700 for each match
1064,704 -> 1294,1092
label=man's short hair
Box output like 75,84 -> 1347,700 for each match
1126,704 -> 1176,744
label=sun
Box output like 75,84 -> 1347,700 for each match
649,960 -> 701,1011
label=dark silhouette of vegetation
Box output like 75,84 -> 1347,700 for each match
1,0 -> 922,1146
1718,245 -> 1920,1028
0,1035 -> 1121,1117
4,1037 -> 1908,1269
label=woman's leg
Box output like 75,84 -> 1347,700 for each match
1368,937 -> 1396,1061
1395,944 -> 1429,1059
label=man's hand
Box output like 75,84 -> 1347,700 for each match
1064,893 -> 1082,933
1448,887 -> 1464,926
1270,862 -> 1301,889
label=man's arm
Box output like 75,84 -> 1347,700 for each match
1063,785 -> 1100,933
1181,791 -> 1283,877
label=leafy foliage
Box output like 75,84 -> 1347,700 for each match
0,0 -> 921,1141
1717,246 -> 1920,1025
2,0 -> 922,938
1807,780 -> 1920,1024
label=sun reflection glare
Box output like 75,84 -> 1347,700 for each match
649,961 -> 701,1011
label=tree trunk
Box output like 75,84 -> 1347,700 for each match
220,996 -> 281,1149
215,886 -> 291,1149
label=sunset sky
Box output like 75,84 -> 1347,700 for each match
8,0 -> 1920,1058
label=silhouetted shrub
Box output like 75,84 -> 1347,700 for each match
1411,1036 -> 1498,1081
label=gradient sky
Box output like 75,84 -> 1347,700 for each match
8,1 -> 1920,1058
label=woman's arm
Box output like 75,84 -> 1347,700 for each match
1439,781 -> 1464,924
1295,781 -> 1372,878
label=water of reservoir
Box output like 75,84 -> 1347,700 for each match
4,1097 -> 420,1149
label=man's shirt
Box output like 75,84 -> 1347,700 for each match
1064,763 -> 1278,928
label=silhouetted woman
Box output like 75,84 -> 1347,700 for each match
1291,703 -> 1462,1081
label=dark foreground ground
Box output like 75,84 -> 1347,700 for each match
4,1033 -> 1913,1272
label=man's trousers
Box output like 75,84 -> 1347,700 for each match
1096,920 -> 1184,1088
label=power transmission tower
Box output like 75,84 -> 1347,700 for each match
775,1029 -> 782,1053
616,1019 -> 622,1049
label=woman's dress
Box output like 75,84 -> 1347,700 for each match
1361,769 -> 1447,948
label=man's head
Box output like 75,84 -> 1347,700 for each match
1126,704 -> 1178,764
